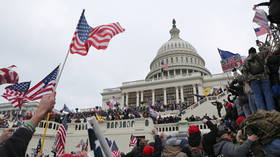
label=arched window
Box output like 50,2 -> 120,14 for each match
123,121 -> 126,128
120,121 -> 122,128
79,125 -> 81,130
159,128 -> 161,132
115,122 -> 118,128
107,123 -> 110,128
162,128 -> 165,132
173,127 -> 175,131
131,121 -> 134,127
111,122 -> 114,128
169,127 -> 172,131
53,124 -> 56,129
145,120 -> 149,126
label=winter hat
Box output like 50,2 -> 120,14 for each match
188,125 -> 200,134
226,102 -> 233,108
143,145 -> 154,156
248,47 -> 257,55
236,116 -> 246,125
217,130 -> 228,137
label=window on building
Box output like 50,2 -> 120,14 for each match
145,120 -> 149,126
107,123 -> 110,128
115,122 -> 118,128
48,123 -> 53,129
123,121 -> 126,128
111,122 -> 114,128
171,58 -> 173,63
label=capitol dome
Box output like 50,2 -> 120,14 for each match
146,19 -> 211,80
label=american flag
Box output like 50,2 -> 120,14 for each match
0,65 -> 19,85
160,61 -> 168,69
25,66 -> 59,101
253,9 -> 269,28
111,141 -> 121,157
34,138 -> 41,156
254,26 -> 268,37
129,135 -> 137,147
2,82 -> 31,108
69,10 -> 125,56
54,116 -> 68,156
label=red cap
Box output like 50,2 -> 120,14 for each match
226,102 -> 233,108
143,145 -> 154,155
236,116 -> 246,125
188,125 -> 200,134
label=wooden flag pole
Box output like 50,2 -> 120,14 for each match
39,112 -> 51,154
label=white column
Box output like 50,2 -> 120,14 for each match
136,91 -> 139,106
180,86 -> 184,102
164,88 -> 167,105
141,91 -> 144,102
122,93 -> 125,107
176,86 -> 179,103
126,93 -> 129,106
152,89 -> 155,106
193,85 -> 197,102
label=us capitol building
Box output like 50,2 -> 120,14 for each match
101,20 -> 229,109
0,20 -> 232,155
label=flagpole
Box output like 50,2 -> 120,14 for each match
39,112 -> 51,154
56,49 -> 70,87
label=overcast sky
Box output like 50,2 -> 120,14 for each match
0,0 -> 267,110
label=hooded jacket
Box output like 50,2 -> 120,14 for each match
213,139 -> 253,157
161,146 -> 188,157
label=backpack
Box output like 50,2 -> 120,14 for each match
190,146 -> 205,157
242,110 -> 280,145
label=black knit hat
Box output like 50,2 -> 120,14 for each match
248,47 -> 257,55
217,130 -> 228,137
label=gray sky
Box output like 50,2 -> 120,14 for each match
0,0 -> 266,110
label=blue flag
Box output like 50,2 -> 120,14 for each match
60,104 -> 73,113
217,48 -> 237,59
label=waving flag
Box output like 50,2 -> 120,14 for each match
217,48 -> 237,60
253,9 -> 269,28
111,141 -> 121,157
61,104 -> 73,113
34,138 -> 42,157
254,26 -> 268,37
25,66 -> 59,101
0,65 -> 19,85
54,116 -> 68,156
129,135 -> 137,147
69,10 -> 125,56
88,121 -> 106,157
2,82 -> 31,108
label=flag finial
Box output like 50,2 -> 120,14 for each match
172,19 -> 176,28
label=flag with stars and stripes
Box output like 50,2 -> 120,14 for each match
69,9 -> 125,56
34,138 -> 42,157
0,65 -> 19,85
111,141 -> 121,157
25,66 -> 59,101
2,81 -> 31,108
88,121 -> 105,157
53,116 -> 68,156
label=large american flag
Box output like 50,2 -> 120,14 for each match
25,66 -> 59,101
69,10 -> 125,56
54,116 -> 68,156
0,65 -> 19,85
2,82 -> 31,108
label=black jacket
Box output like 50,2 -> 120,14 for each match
202,121 -> 218,157
0,127 -> 34,157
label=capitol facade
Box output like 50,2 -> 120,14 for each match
101,20 -> 230,108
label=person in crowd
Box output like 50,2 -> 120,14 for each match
202,119 -> 219,157
161,137 -> 188,157
211,101 -> 223,117
254,0 -> 280,25
0,93 -> 56,157
0,128 -> 14,144
214,129 -> 258,157
243,47 -> 276,111
187,125 -> 205,157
